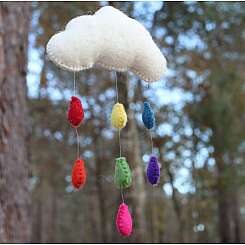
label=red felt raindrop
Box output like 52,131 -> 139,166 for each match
68,96 -> 84,127
72,158 -> 86,189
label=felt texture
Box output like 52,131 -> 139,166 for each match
114,157 -> 131,189
111,103 -> 127,130
116,203 -> 132,236
72,158 -> 86,189
147,156 -> 160,186
46,6 -> 167,82
142,102 -> 155,130
68,96 -> 84,127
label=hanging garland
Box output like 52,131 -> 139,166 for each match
46,5 -> 167,237
142,100 -> 160,186
68,75 -> 86,190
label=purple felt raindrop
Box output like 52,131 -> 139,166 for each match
147,156 -> 160,185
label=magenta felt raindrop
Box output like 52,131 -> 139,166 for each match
116,203 -> 132,236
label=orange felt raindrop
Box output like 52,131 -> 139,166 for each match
72,158 -> 86,189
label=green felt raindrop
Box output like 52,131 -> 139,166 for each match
114,157 -> 131,189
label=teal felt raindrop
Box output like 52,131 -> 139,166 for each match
142,102 -> 155,130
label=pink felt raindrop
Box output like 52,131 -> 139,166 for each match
116,203 -> 132,236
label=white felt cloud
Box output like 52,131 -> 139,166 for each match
46,6 -> 167,82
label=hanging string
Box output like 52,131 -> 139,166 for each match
75,127 -> 79,159
99,175 -> 112,182
150,130 -> 153,156
119,130 -> 122,157
115,71 -> 122,158
73,71 -> 76,95
146,82 -> 154,156
121,188 -> 124,203
73,72 -> 80,160
115,71 -> 124,203
115,71 -> 119,103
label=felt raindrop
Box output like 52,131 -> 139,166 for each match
147,156 -> 160,186
116,203 -> 132,236
72,158 -> 86,189
68,96 -> 84,127
142,102 -> 155,130
111,103 -> 127,130
114,157 -> 131,189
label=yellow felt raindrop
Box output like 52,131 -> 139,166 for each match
111,103 -> 127,130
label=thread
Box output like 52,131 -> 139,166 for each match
74,71 -> 76,95
146,85 -> 154,154
115,71 -> 122,158
75,127 -> 79,159
119,130 -> 122,157
64,188 -> 79,198
115,72 -> 126,224
99,175 -> 112,183
144,82 -> 157,184
121,188 -> 124,203
150,129 -> 153,156
115,71 -> 119,103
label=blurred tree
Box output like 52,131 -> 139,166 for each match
27,1 -> 245,244
0,2 -> 31,243
152,1 -> 245,243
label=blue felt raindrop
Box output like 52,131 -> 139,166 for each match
142,102 -> 155,130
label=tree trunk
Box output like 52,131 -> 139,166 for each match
94,136 -> 109,243
216,155 -> 232,243
230,157 -> 243,243
0,2 -> 31,243
127,96 -> 148,243
149,186 -> 159,243
155,139 -> 184,243
166,162 -> 185,243
35,181 -> 44,243
51,187 -> 59,243
96,169 -> 108,243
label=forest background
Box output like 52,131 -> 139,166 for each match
1,1 -> 245,243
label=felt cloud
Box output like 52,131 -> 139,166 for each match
46,6 -> 167,82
